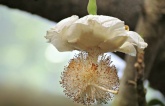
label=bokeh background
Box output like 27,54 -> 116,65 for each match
0,5 -> 126,106
0,0 -> 165,105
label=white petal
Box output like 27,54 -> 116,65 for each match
117,42 -> 136,56
54,15 -> 79,32
45,15 -> 79,52
45,15 -> 79,41
45,30 -> 74,52
45,15 -> 147,54
75,15 -> 126,38
51,38 -> 75,52
66,23 -> 107,50
99,36 -> 127,52
65,15 -> 127,51
127,31 -> 148,49
75,15 -> 119,24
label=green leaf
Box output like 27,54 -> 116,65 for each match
87,0 -> 97,15
147,99 -> 165,106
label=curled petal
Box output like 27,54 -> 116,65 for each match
98,36 -> 128,52
66,23 -> 108,50
117,42 -> 136,56
54,15 -> 79,32
46,30 -> 74,51
46,15 -> 79,40
127,31 -> 148,49
45,15 -> 79,51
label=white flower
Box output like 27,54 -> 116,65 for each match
45,15 -> 148,105
45,15 -> 147,56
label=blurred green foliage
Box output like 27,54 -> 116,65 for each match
147,99 -> 165,106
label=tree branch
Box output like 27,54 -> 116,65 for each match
113,56 -> 138,106
135,50 -> 146,106
0,0 -> 142,30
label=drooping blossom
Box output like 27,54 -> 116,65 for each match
45,15 -> 147,56
45,15 -> 148,105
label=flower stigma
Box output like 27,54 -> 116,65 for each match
60,49 -> 119,105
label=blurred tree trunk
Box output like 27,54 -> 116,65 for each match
113,0 -> 165,105
138,0 -> 165,96
113,56 -> 138,106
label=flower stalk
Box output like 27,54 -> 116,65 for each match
87,0 -> 97,15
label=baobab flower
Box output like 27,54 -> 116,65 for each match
45,15 -> 148,105
45,15 -> 147,56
